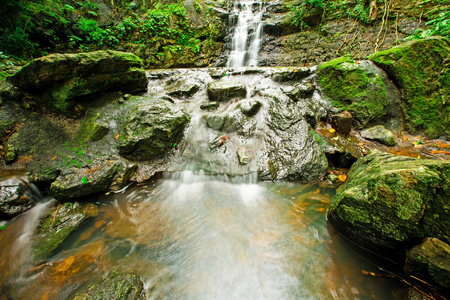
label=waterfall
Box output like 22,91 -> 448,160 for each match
226,1 -> 265,68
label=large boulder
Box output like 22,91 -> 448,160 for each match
50,156 -> 137,200
405,238 -> 450,290
118,98 -> 190,160
317,58 -> 402,129
207,79 -> 247,102
7,51 -> 148,113
327,150 -> 450,256
369,37 -> 450,139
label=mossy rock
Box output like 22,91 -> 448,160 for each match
317,57 -> 390,129
328,150 -> 450,257
369,37 -> 450,139
32,202 -> 99,259
8,51 -> 147,113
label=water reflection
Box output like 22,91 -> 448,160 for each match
0,175 -> 408,299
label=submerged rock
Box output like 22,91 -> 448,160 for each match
50,156 -> 137,200
361,125 -> 396,146
207,79 -> 247,102
405,238 -> 450,289
239,100 -> 262,117
118,98 -> 190,160
72,272 -> 145,300
32,202 -> 98,259
7,51 -> 147,113
328,150 -> 450,256
369,37 -> 450,139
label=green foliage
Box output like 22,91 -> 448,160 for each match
410,11 -> 450,39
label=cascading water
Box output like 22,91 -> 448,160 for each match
226,1 -> 265,67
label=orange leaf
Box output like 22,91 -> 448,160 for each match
431,150 -> 450,155
338,174 -> 347,182
52,156 -> 58,160
115,134 -> 119,140
20,195 -> 27,200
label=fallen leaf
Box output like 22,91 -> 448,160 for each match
115,134 -> 119,140
338,174 -> 347,182
430,150 -> 450,155
20,195 -> 26,200
329,128 -> 336,133
52,156 -> 58,160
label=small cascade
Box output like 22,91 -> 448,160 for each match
227,1 -> 265,67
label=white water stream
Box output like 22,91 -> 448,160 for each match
227,1 -> 265,67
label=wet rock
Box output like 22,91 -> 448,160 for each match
317,58 -> 400,129
0,177 -> 36,218
361,125 -> 396,146
72,272 -> 145,300
50,156 -> 137,200
78,114 -> 109,142
239,100 -> 261,117
289,82 -> 315,100
259,91 -> 328,181
32,202 -> 98,259
7,51 -> 147,113
209,68 -> 227,79
205,114 -> 225,131
118,98 -> 190,160
200,102 -> 219,111
330,110 -> 352,136
4,143 -> 16,164
207,79 -> 247,102
237,147 -> 251,165
369,37 -> 450,139
328,150 -> 450,256
270,67 -> 311,82
405,238 -> 450,289
165,77 -> 201,99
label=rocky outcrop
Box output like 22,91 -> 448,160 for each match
7,51 -> 147,113
405,238 -> 450,290
118,98 -> 190,160
317,58 -> 402,129
327,150 -> 450,256
72,272 -> 146,300
369,37 -> 450,139
50,156 -> 137,200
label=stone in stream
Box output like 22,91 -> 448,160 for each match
72,272 -> 146,300
165,76 -> 201,99
200,102 -> 219,111
4,143 -> 16,164
7,51 -> 147,113
328,150 -> 450,256
0,177 -> 36,218
32,201 -> 99,259
361,125 -> 396,146
237,147 -> 251,165
330,110 -> 352,136
239,100 -> 262,117
50,156 -> 137,200
405,237 -> 450,290
207,79 -> 247,102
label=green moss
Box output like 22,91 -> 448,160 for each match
317,56 -> 388,129
369,37 -> 450,138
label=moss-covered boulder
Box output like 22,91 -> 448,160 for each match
7,51 -> 147,113
118,98 -> 190,160
32,202 -> 98,259
327,150 -> 450,256
360,125 -> 396,146
405,238 -> 450,289
72,272 -> 145,300
50,156 -> 137,200
317,58 -> 401,129
369,37 -> 450,139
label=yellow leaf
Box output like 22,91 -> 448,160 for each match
338,174 -> 347,182
329,128 -> 336,133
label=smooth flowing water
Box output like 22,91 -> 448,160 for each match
0,174 -> 410,299
227,1 -> 265,67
